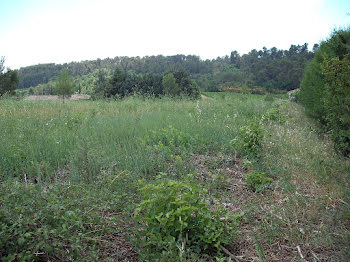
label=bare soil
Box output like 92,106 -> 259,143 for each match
25,94 -> 90,101
201,94 -> 212,100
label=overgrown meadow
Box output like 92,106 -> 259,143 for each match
0,94 -> 349,261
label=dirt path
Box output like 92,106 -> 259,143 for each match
201,94 -> 213,100
25,94 -> 90,101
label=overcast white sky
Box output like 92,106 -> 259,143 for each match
0,0 -> 349,69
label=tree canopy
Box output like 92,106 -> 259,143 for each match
0,57 -> 19,96
55,69 -> 74,101
17,44 -> 314,94
91,67 -> 199,99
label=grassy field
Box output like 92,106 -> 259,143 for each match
0,93 -> 349,261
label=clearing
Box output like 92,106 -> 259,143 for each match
0,93 -> 349,261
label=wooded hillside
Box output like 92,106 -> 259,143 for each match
18,44 -> 315,93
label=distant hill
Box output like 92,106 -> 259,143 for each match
18,55 -> 209,89
18,44 -> 315,92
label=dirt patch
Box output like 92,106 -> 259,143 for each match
25,94 -> 90,101
99,212 -> 139,261
201,94 -> 213,100
190,153 -> 343,261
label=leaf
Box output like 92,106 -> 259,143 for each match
18,237 -> 25,246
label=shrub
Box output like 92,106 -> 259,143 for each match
298,28 -> 350,156
322,55 -> 350,156
246,172 -> 273,193
134,176 -> 239,259
231,121 -> 264,157
261,107 -> 285,124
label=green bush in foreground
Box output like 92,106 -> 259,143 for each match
246,172 -> 273,193
134,175 -> 240,260
231,121 -> 264,157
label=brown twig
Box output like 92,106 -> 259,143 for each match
220,245 -> 243,262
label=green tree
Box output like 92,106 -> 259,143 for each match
299,28 -> 350,155
108,67 -> 126,97
0,57 -> 19,97
93,69 -> 109,99
55,69 -> 74,102
138,73 -> 163,97
172,69 -> 200,98
162,73 -> 180,97
230,50 -> 240,68
28,87 -> 34,95
322,55 -> 350,155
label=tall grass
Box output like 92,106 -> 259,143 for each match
1,94 -> 349,260
0,95 -> 273,183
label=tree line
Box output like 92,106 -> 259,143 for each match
93,68 -> 200,99
24,67 -> 200,100
18,44 -> 315,93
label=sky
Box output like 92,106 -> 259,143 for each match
0,0 -> 349,69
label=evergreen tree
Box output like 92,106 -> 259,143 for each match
108,67 -> 126,97
162,73 -> 179,97
299,28 -> 350,156
55,69 -> 74,102
0,57 -> 19,96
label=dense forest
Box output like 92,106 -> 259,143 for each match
18,44 -> 316,95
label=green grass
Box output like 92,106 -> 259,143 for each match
0,95 -> 273,182
0,93 -> 349,261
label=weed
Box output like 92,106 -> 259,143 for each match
246,172 -> 273,192
231,121 -> 264,157
144,125 -> 197,155
241,158 -> 253,170
0,179 -> 111,261
261,107 -> 285,124
134,175 -> 239,260
255,239 -> 269,262
205,154 -> 233,170
207,172 -> 231,197
264,94 -> 274,102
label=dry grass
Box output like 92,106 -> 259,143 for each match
187,101 -> 350,261
25,94 -> 91,101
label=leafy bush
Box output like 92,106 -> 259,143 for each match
246,172 -> 273,193
134,176 -> 239,259
231,121 -> 264,157
261,107 -> 285,124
